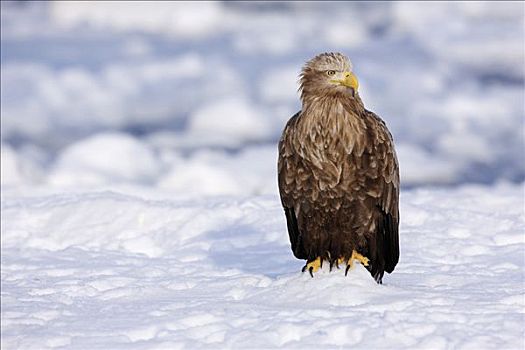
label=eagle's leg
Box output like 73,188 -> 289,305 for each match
302,257 -> 322,277
345,250 -> 370,276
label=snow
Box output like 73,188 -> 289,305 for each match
1,184 -> 524,349
187,97 -> 273,147
1,1 -> 525,349
48,133 -> 162,187
157,146 -> 278,196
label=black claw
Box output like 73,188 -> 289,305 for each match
320,259 -> 323,268
345,264 -> 351,276
329,260 -> 334,272
302,264 -> 307,273
309,266 -> 314,278
336,260 -> 340,269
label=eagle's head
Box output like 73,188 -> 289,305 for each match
299,52 -> 359,102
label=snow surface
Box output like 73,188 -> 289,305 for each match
1,1 -> 525,349
1,183 -> 524,349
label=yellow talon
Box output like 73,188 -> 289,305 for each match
303,257 -> 322,277
306,257 -> 322,272
304,252 -> 369,277
344,251 -> 369,276
350,250 -> 369,266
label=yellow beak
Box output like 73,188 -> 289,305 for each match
340,71 -> 359,90
329,71 -> 359,94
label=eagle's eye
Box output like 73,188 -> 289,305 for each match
326,70 -> 336,76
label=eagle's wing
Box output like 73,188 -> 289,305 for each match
278,111 -> 307,259
377,181 -> 399,274
366,110 -> 400,280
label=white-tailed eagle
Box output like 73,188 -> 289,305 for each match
278,52 -> 399,283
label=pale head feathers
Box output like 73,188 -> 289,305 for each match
299,52 -> 361,109
304,52 -> 353,72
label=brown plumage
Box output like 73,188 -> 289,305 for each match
278,52 -> 399,283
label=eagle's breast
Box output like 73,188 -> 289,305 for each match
290,99 -> 368,198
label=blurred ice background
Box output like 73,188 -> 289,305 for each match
1,1 -> 524,194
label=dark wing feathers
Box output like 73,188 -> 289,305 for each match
366,109 -> 400,280
383,210 -> 399,273
278,111 -> 305,259
284,207 -> 306,259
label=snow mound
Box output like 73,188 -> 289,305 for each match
187,97 -> 273,147
158,146 -> 278,196
48,133 -> 162,186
